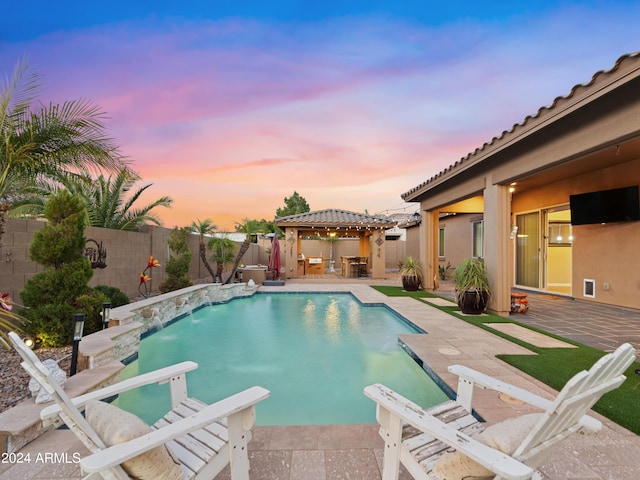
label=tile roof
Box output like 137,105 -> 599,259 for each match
275,208 -> 396,228
402,50 -> 640,202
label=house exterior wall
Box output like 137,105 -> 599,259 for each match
405,54 -> 640,314
438,214 -> 475,270
511,156 -> 640,309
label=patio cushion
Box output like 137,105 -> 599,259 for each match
433,413 -> 542,479
85,400 -> 182,480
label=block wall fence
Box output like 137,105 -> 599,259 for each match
0,218 -> 405,302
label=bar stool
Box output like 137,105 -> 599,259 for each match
349,257 -> 361,277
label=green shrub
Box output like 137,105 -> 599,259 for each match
74,290 -> 109,336
160,227 -> 192,293
22,303 -> 75,347
94,285 -> 130,307
21,190 -> 100,346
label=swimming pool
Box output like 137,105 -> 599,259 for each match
115,293 -> 449,425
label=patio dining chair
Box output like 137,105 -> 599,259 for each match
358,257 -> 369,276
349,257 -> 361,278
365,342 -> 635,480
9,331 -> 270,480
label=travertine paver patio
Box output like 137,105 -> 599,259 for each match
2,280 -> 639,479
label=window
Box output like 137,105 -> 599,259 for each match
548,222 -> 572,246
438,227 -> 445,257
472,221 -> 483,258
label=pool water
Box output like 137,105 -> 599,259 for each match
115,293 -> 449,425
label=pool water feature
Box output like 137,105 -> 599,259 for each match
115,293 -> 449,425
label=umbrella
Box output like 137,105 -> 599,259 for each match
268,234 -> 281,280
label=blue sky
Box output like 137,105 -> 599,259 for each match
2,1 -> 639,229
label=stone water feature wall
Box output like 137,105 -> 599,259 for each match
79,282 -> 258,369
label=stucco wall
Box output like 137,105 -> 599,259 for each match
404,225 -> 420,260
512,157 -> 640,309
439,214 -> 476,269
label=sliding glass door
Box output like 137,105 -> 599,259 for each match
515,212 -> 540,288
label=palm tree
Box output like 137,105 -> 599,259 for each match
0,60 -> 126,242
9,170 -> 173,231
208,237 -> 236,283
60,169 -> 173,230
190,218 -> 217,281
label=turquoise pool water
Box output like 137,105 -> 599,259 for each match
115,293 -> 449,425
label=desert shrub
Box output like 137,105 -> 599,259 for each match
73,290 -> 110,335
94,285 -> 130,307
160,227 -> 192,293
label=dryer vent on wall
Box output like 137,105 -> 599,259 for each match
583,279 -> 595,298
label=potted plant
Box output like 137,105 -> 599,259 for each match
400,256 -> 424,291
454,257 -> 491,314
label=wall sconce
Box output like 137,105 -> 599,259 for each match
70,313 -> 85,376
83,239 -> 107,269
102,302 -> 111,329
5,250 -> 12,262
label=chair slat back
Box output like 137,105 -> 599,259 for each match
8,332 -> 107,452
514,343 -> 635,465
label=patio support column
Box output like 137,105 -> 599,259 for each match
420,208 -> 439,291
359,234 -> 371,274
483,181 -> 511,315
284,227 -> 299,278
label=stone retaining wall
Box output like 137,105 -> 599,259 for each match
80,282 -> 258,368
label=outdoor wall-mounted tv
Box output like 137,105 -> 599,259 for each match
569,185 -> 640,225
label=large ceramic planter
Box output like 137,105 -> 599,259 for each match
458,289 -> 489,314
402,275 -> 422,292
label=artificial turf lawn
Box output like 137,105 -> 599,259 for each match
372,285 -> 640,435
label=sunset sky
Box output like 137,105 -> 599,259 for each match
2,1 -> 640,230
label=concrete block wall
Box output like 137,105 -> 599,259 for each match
1,219 -> 402,303
0,220 -> 260,302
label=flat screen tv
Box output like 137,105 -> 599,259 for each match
570,185 -> 640,225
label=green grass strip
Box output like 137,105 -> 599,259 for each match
372,286 -> 640,434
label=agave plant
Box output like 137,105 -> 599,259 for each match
400,256 -> 424,291
453,257 -> 491,313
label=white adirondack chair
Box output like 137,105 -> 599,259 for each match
365,342 -> 635,480
9,331 -> 270,480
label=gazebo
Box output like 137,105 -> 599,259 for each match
275,208 -> 397,279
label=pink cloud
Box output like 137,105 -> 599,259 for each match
5,5 -> 640,230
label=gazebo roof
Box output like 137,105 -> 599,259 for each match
275,208 -> 396,231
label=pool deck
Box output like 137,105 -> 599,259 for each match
3,280 -> 640,479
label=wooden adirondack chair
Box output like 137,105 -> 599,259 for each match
365,343 -> 635,480
9,332 -> 270,480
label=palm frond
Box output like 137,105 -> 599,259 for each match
0,308 -> 25,349
191,218 -> 218,238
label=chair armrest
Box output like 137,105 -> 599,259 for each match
40,361 -> 199,422
448,365 -> 601,432
80,386 -> 270,474
364,384 -> 533,480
